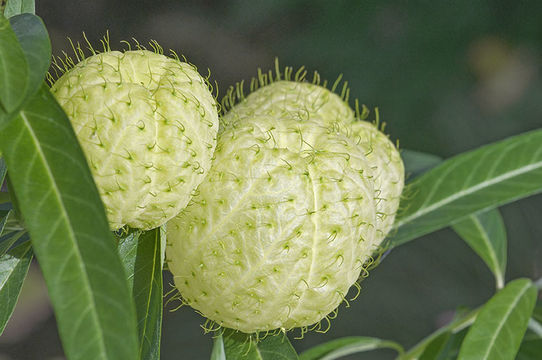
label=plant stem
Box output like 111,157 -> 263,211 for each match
528,318 -> 542,338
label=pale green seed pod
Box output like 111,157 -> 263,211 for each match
345,121 -> 404,242
52,50 -> 219,230
221,80 -> 354,129
167,80 -> 404,333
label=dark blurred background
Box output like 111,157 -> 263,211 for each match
1,0 -> 541,359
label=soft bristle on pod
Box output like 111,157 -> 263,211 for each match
220,58 -> 356,115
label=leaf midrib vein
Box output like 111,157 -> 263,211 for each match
471,216 -> 503,286
478,282 -> 530,360
393,159 -> 542,230
0,248 -> 29,289
20,111 -> 108,359
138,229 -> 160,357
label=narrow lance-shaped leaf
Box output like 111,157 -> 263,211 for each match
0,230 -> 26,256
2,0 -> 34,18
0,159 -> 8,209
0,15 -> 28,117
0,86 -> 139,360
118,228 -> 163,360
401,308 -> 479,360
532,301 -> 542,323
211,335 -> 226,360
423,328 -> 469,360
0,210 -> 24,259
300,336 -> 404,360
0,205 -> 27,258
458,278 -> 537,360
452,209 -> 507,289
5,176 -> 23,222
0,210 -> 10,235
0,158 -> 6,185
222,329 -> 299,360
401,149 -> 442,179
0,241 -> 32,335
0,192 -> 8,208
8,13 -> 51,101
517,339 -> 542,360
417,331 -> 453,360
401,150 -> 509,291
391,129 -> 542,246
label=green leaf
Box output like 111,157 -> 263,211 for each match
299,336 -> 403,360
0,211 -> 28,256
401,149 -> 442,179
0,191 -> 9,206
402,308 -> 478,359
2,0 -> 34,18
418,331 -> 452,360
0,209 -> 10,234
532,301 -> 542,323
118,228 -> 163,360
211,334 -> 226,360
0,13 -> 50,130
417,328 -> 468,360
222,330 -> 299,360
458,278 -> 537,360
0,158 -> 7,209
452,209 -> 507,289
118,229 -> 142,277
0,230 -> 26,256
0,158 -> 6,185
5,175 -> 23,223
0,241 -> 32,335
0,86 -> 139,360
0,192 -> 9,206
0,15 -> 28,115
8,13 -> 51,100
517,339 -> 542,360
391,129 -> 542,246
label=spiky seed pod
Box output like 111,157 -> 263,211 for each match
167,79 -> 404,333
51,49 -> 219,230
345,121 -> 404,242
220,81 -> 354,129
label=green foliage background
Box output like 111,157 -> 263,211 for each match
1,1 -> 541,359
